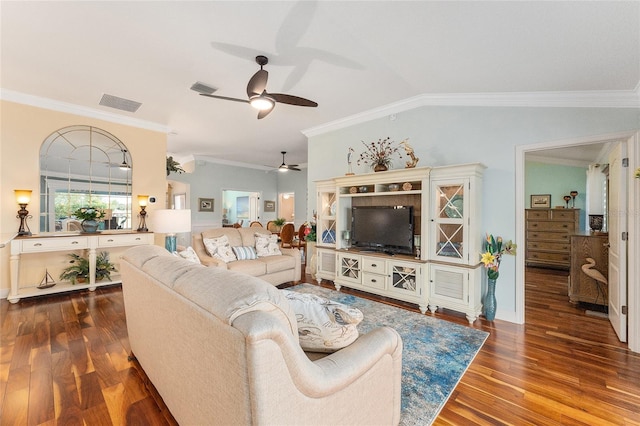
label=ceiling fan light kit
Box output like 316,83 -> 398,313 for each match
199,55 -> 317,119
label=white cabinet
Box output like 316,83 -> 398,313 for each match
428,263 -> 483,323
315,247 -> 337,283
9,232 -> 154,303
334,252 -> 427,313
313,163 -> 484,322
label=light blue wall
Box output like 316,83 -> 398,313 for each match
525,161 -> 587,230
170,160 -> 308,229
307,106 -> 639,319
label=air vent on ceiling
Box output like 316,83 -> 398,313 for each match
190,81 -> 217,94
99,94 -> 142,113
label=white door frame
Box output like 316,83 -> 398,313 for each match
515,130 -> 639,353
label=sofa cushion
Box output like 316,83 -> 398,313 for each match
255,233 -> 282,257
282,290 -> 363,353
202,228 -> 243,248
178,246 -> 202,264
239,227 -> 269,246
260,254 -> 296,274
227,259 -> 266,276
204,235 -> 237,263
232,246 -> 257,260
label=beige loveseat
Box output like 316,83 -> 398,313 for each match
192,227 -> 301,286
120,245 -> 403,425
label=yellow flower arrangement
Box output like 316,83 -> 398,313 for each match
480,234 -> 516,280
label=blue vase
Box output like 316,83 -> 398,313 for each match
81,219 -> 99,233
484,278 -> 497,321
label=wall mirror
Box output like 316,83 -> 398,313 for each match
39,125 -> 132,233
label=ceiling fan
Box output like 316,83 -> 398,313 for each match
199,55 -> 318,119
276,151 -> 300,172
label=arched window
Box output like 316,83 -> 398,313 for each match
39,125 -> 132,232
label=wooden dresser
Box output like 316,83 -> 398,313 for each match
525,208 -> 580,269
569,233 -> 609,306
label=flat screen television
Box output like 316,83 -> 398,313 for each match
351,206 -> 414,255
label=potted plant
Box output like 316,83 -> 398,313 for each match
273,217 -> 286,232
357,137 -> 402,172
166,156 -> 185,176
59,253 -> 90,284
60,252 -> 116,284
73,206 -> 106,233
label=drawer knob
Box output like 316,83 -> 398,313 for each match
135,237 -> 141,241
71,241 -> 79,245
371,279 -> 377,283
34,243 -> 42,247
371,263 -> 377,267
107,239 -> 114,242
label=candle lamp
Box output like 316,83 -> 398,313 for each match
15,189 -> 33,236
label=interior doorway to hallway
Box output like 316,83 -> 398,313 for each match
222,190 -> 260,226
279,192 -> 295,222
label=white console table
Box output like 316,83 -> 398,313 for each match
9,231 -> 154,303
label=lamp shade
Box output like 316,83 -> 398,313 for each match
15,189 -> 32,204
138,195 -> 149,207
153,209 -> 191,234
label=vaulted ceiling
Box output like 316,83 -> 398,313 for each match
2,1 -> 638,168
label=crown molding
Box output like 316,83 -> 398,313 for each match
195,154 -> 308,172
0,89 -> 172,134
303,89 -> 640,138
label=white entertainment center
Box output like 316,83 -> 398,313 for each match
314,164 -> 485,322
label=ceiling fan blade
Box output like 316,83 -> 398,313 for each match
270,93 -> 318,107
257,104 -> 274,119
288,166 -> 301,171
200,93 -> 249,104
247,69 -> 268,97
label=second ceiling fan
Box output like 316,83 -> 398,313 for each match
200,55 -> 318,119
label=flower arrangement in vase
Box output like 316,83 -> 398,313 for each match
73,206 -> 106,233
357,137 -> 402,172
480,234 -> 517,321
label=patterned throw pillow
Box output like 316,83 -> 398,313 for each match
203,235 -> 237,263
254,233 -> 282,257
232,246 -> 257,261
178,246 -> 201,264
282,290 -> 363,353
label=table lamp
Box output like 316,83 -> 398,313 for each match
137,195 -> 149,232
153,209 -> 192,252
15,189 -> 33,236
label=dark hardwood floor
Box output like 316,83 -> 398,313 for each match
1,267 -> 639,425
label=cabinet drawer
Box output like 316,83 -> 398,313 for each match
362,258 -> 386,274
526,251 -> 570,264
526,231 -> 571,242
551,209 -> 577,220
527,241 -> 570,252
362,272 -> 386,290
527,221 -> 573,232
98,234 -> 150,247
526,210 -> 550,220
21,237 -> 89,252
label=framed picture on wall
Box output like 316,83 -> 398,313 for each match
198,198 -> 214,212
530,194 -> 551,209
264,200 -> 276,212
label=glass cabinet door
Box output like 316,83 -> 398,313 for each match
338,254 -> 361,283
317,188 -> 336,247
433,182 -> 466,263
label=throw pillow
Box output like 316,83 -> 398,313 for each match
254,233 -> 282,257
232,246 -> 257,261
282,290 -> 364,353
203,235 -> 237,263
178,246 -> 201,264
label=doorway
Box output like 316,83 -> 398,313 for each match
222,190 -> 260,226
516,131 -> 638,352
279,193 -> 295,222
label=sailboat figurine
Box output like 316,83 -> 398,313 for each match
38,270 -> 56,289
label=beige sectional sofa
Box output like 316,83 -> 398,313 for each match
192,227 -> 300,285
120,245 -> 403,425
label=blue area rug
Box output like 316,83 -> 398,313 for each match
289,284 -> 489,425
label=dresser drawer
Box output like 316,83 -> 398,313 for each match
526,210 -> 550,220
551,209 -> 578,220
527,221 -> 573,232
527,241 -> 570,252
362,258 -> 386,274
526,251 -> 570,264
98,234 -> 150,247
362,272 -> 386,290
21,237 -> 89,252
526,231 -> 571,242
